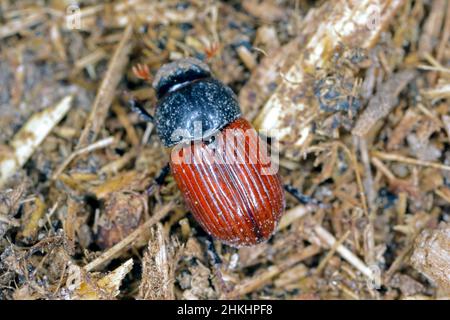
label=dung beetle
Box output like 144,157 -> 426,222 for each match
130,57 -> 285,247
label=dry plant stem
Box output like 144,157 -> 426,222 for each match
0,12 -> 46,39
76,25 -> 133,149
422,83 -> 450,100
141,122 -> 155,145
418,0 -> 446,57
84,202 -> 174,272
415,104 -> 443,130
336,282 -> 360,300
0,215 -> 20,226
372,151 -> 450,172
357,137 -> 376,212
436,2 -> 450,63
383,242 -> 414,283
383,214 -> 436,283
74,49 -> 107,71
52,137 -> 115,180
95,258 -> 134,298
112,104 -> 140,147
313,225 -> 375,281
73,259 -> 134,299
277,205 -> 311,230
417,65 -> 450,74
227,245 -> 321,298
0,96 -> 73,188
72,1 -> 198,29
315,230 -> 351,275
435,188 -> 450,204
371,157 -> 396,181
99,148 -> 139,175
423,53 -> 448,75
337,141 -> 369,218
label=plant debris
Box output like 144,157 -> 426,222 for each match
0,0 -> 449,300
410,222 -> 450,296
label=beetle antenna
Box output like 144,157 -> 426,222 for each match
132,63 -> 152,82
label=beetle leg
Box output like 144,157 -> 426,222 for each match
284,184 -> 328,209
146,163 -> 171,196
204,237 -> 232,294
154,163 -> 170,185
205,237 -> 222,265
128,96 -> 155,123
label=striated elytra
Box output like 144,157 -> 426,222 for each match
152,58 -> 285,247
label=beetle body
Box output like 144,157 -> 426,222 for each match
153,58 -> 285,247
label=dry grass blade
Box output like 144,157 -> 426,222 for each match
372,151 -> 450,172
314,225 -> 375,282
52,137 -> 116,180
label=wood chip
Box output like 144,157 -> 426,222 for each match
0,96 -> 73,187
353,70 -> 416,137
410,222 -> 450,295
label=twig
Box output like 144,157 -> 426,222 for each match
226,245 -> 321,298
112,103 -> 140,147
383,242 -> 414,283
76,25 -> 133,149
83,202 -> 174,272
0,215 -> 20,227
0,12 -> 46,39
435,188 -> 450,204
313,225 -> 375,281
52,137 -> 115,180
372,150 -> 450,172
99,148 -> 139,175
277,205 -> 311,230
356,136 -> 376,213
337,141 -> 370,218
371,157 -> 396,181
316,230 -> 351,275
417,65 -> 450,74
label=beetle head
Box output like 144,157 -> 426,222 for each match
153,57 -> 211,99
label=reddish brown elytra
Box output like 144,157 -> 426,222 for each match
170,118 -> 285,247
